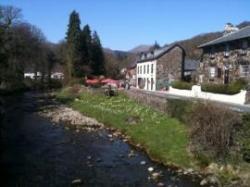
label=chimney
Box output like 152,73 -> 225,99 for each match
224,23 -> 239,36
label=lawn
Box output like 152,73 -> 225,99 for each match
56,88 -> 196,169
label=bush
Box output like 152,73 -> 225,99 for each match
188,102 -> 241,159
171,81 -> 193,90
68,84 -> 82,96
49,79 -> 63,89
236,113 -> 250,163
201,79 -> 247,95
70,78 -> 84,86
166,99 -> 193,122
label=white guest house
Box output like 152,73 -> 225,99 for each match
136,44 -> 186,91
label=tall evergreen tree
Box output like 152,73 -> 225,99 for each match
65,10 -> 81,79
80,24 -> 92,74
91,31 -> 105,75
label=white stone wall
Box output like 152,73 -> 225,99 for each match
136,60 -> 157,91
168,85 -> 246,105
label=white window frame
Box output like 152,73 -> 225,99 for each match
209,67 -> 216,78
240,65 -> 250,77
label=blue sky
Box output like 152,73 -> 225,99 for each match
1,0 -> 250,51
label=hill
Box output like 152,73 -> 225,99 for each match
173,21 -> 250,59
129,45 -> 153,53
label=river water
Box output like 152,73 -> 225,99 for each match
0,92 -> 210,187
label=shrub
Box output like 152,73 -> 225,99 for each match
201,79 -> 247,95
70,78 -> 84,86
171,81 -> 193,90
166,99 -> 194,122
156,79 -> 169,90
69,84 -> 81,96
236,113 -> 250,163
49,79 -> 63,89
188,102 -> 241,159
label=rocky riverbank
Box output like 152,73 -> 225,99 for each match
37,101 -> 222,187
38,104 -> 104,131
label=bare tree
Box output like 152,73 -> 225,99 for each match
0,5 -> 22,27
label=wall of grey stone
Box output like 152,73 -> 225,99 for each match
157,47 -> 183,80
245,91 -> 250,104
124,89 -> 167,112
156,46 -> 184,89
200,44 -> 250,84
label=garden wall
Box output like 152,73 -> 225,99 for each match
169,85 -> 247,105
125,88 -> 168,112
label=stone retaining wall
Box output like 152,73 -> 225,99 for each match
125,89 -> 167,112
245,91 -> 250,104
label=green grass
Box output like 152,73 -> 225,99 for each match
56,88 -> 196,169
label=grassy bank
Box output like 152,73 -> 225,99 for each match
56,86 -> 250,186
56,87 -> 196,169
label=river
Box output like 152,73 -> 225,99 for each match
0,92 -> 210,187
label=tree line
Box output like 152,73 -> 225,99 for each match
0,6 -> 107,91
64,10 -> 105,83
0,5 -> 58,91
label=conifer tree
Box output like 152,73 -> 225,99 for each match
65,10 -> 81,79
80,24 -> 92,74
91,31 -> 105,75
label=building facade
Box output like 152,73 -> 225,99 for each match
136,44 -> 186,91
199,24 -> 250,84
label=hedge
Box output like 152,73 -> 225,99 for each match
201,79 -> 247,95
171,81 -> 193,90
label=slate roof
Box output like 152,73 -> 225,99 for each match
184,59 -> 199,71
127,61 -> 137,69
137,44 -> 184,63
198,26 -> 250,48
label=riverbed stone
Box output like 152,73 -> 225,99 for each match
200,178 -> 208,186
157,182 -> 165,187
151,171 -> 162,181
140,161 -> 146,165
96,158 -> 102,162
128,150 -> 136,158
71,178 -> 82,184
148,167 -> 154,172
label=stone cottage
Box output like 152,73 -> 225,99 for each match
124,61 -> 137,87
136,44 -> 186,91
198,24 -> 250,84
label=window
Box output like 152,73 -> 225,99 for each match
217,68 -> 222,78
240,65 -> 250,77
209,67 -> 216,78
224,44 -> 230,57
147,65 -> 149,74
242,40 -> 248,49
209,47 -> 215,59
137,66 -> 139,74
143,65 -> 145,74
151,78 -> 154,90
140,66 -> 142,74
151,64 -> 153,73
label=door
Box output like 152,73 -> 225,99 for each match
224,69 -> 229,84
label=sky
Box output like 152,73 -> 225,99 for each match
1,0 -> 250,51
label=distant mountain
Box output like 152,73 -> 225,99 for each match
103,48 -> 130,57
129,45 -> 153,54
103,47 -> 137,78
237,21 -> 250,29
173,31 -> 223,59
